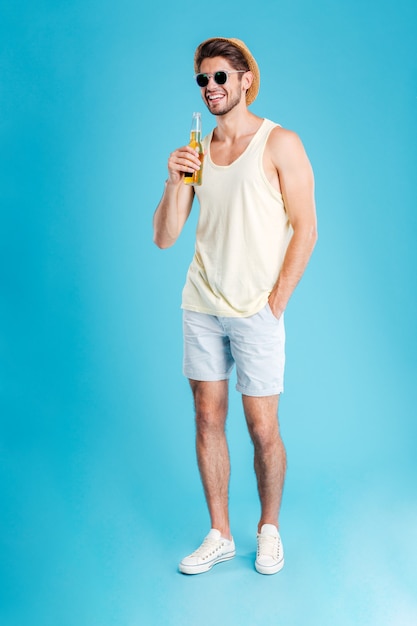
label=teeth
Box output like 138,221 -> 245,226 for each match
208,94 -> 223,101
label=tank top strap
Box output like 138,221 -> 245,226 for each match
245,118 -> 279,154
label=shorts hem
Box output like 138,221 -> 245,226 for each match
183,370 -> 232,382
236,384 -> 284,397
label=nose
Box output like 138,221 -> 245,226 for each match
206,74 -> 220,88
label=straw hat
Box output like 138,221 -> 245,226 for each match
194,37 -> 260,105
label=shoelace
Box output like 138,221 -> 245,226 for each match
192,537 -> 225,559
257,534 -> 279,558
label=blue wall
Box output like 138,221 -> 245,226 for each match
1,1 -> 416,624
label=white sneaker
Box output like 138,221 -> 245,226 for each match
179,529 -> 236,575
255,524 -> 284,575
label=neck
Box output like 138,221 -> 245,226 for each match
214,106 -> 262,141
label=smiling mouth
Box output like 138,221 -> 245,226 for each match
207,92 -> 225,103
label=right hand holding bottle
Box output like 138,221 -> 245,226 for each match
167,146 -> 201,184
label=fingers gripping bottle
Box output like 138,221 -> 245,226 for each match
184,112 -> 204,186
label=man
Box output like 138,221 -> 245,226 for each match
153,37 -> 317,575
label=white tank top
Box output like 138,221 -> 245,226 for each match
181,118 -> 293,317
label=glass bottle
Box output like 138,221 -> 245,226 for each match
184,112 -> 204,186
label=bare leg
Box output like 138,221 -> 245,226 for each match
190,379 -> 232,540
242,394 -> 287,532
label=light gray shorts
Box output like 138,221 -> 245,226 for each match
182,303 -> 285,397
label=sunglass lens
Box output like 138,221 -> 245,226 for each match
214,71 -> 227,85
196,74 -> 209,87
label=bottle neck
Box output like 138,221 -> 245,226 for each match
190,130 -> 202,142
190,113 -> 202,135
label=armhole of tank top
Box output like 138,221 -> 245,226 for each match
259,123 -> 284,203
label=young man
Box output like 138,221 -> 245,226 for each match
153,37 -> 317,575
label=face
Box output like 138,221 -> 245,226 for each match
198,57 -> 248,116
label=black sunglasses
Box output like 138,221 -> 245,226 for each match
195,70 -> 247,88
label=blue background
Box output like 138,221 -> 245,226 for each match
1,1 -> 416,624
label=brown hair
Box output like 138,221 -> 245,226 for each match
195,39 -> 250,73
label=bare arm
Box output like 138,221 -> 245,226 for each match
267,128 -> 318,318
153,145 -> 202,249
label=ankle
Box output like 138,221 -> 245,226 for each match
258,520 -> 279,533
211,526 -> 232,541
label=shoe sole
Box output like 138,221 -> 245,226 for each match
179,549 -> 236,575
255,557 -> 285,575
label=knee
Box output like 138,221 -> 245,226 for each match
192,385 -> 228,434
249,420 -> 280,453
195,406 -> 226,435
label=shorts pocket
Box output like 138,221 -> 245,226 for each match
265,301 -> 280,322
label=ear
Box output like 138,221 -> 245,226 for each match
242,70 -> 253,93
